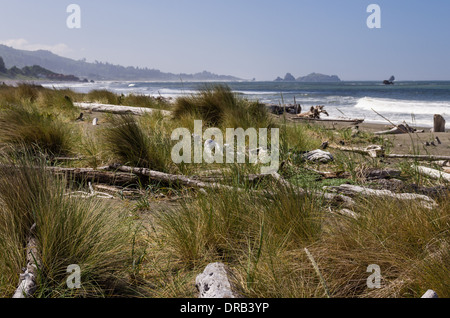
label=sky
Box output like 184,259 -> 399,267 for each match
0,0 -> 449,81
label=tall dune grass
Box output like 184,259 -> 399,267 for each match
85,89 -> 171,110
0,105 -> 74,157
148,176 -> 449,298
102,114 -> 172,172
173,85 -> 273,129
0,155 -> 135,297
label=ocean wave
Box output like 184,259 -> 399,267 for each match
354,97 -> 450,116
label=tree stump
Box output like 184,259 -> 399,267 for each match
432,114 -> 446,132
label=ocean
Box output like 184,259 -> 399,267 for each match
42,81 -> 450,128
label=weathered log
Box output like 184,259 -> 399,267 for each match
432,114 -> 446,133
196,263 -> 239,298
296,105 -> 329,119
374,124 -> 417,135
291,117 -> 364,124
0,164 -> 140,186
324,184 -> 438,209
191,173 -> 271,184
66,182 -> 115,199
308,168 -> 401,181
109,165 -> 356,208
385,154 -> 450,161
329,144 -> 385,158
303,149 -> 334,163
46,166 -> 139,186
304,167 -> 351,179
74,102 -> 172,116
92,184 -> 143,198
362,168 -> 402,180
337,208 -> 359,219
414,165 -> 450,182
109,164 -> 241,191
13,224 -> 40,298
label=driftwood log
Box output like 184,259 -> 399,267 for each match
304,168 -> 400,180
45,166 -> 139,186
414,166 -> 450,182
328,144 -> 385,158
108,165 -> 356,208
296,105 -> 329,119
385,154 -> 450,161
324,184 -> 438,209
196,263 -> 239,298
362,168 -> 402,180
74,102 -> 172,116
421,290 -> 439,298
292,117 -> 364,124
374,123 -> 417,135
13,224 -> 41,298
0,165 -> 141,187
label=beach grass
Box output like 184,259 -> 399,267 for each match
0,83 -> 448,298
0,154 -> 136,297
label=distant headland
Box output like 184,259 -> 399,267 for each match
274,72 -> 341,83
0,44 -> 241,82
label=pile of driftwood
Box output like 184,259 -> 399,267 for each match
296,105 -> 329,119
290,105 -> 364,124
374,115 -> 446,135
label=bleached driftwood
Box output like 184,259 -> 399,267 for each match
74,102 -> 172,116
421,289 -> 439,298
0,164 -> 140,187
430,160 -> 450,167
13,224 -> 40,298
303,149 -> 334,163
414,165 -> 450,182
109,165 -> 355,207
374,123 -> 417,135
66,182 -> 114,199
385,154 -> 450,161
307,168 -> 400,181
323,184 -> 438,209
296,105 -> 329,119
292,117 -> 364,124
196,263 -> 238,298
92,184 -> 143,198
109,164 -> 243,192
329,144 -> 385,158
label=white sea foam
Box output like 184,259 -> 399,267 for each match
354,97 -> 450,116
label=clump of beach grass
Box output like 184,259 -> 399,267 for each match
86,89 -> 120,105
102,114 -> 173,172
0,154 -> 136,297
173,84 -> 273,129
0,104 -> 74,157
150,181 -> 327,295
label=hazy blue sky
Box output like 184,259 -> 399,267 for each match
0,0 -> 449,80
